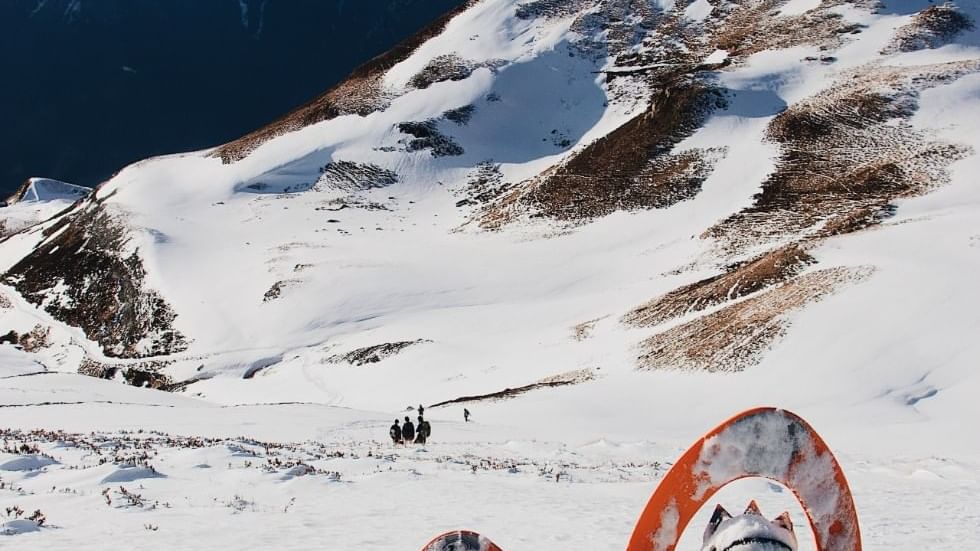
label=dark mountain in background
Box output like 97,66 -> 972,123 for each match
0,0 -> 465,195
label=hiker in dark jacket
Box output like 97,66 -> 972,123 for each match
464,408 -> 471,422
389,419 -> 402,445
401,416 -> 416,443
418,403 -> 425,417
415,416 -> 431,444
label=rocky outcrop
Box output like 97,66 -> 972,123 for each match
315,162 -> 399,192
397,120 -> 465,157
430,368 -> 597,407
324,340 -> 431,366
3,199 -> 186,359
78,358 -> 175,390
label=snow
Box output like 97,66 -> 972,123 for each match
0,347 -> 44,377
1,519 -> 42,535
0,454 -> 58,472
0,178 -> 90,239
702,50 -> 728,64
684,0 -> 713,22
778,0 -> 821,17
99,466 -> 165,484
0,0 -> 979,548
15,178 -> 90,204
652,500 -> 680,551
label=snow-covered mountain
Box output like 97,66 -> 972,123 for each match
1,1 -> 979,548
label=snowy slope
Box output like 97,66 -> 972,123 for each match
1,0 -> 979,548
0,178 -> 90,238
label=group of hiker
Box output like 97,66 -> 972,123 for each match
388,405 -> 473,445
390,404 -> 432,445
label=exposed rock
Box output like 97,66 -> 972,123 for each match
78,358 -> 175,390
455,162 -> 511,208
443,104 -> 476,126
263,280 -> 302,302
315,161 -> 399,192
430,368 -> 597,407
3,201 -> 187,358
572,317 -> 607,341
397,120 -> 464,157
324,339 -> 431,366
17,324 -> 52,353
515,0 -> 594,20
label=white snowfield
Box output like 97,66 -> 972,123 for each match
1,0 -> 980,549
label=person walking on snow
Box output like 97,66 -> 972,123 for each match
389,419 -> 402,445
415,416 -> 431,444
464,408 -> 471,422
418,403 -> 425,417
401,416 -> 416,444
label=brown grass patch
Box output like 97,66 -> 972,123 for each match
479,83 -> 724,226
624,243 -> 815,328
711,0 -> 867,58
883,4 -> 974,54
705,61 -> 979,255
637,266 -> 871,372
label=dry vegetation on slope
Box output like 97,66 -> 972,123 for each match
627,59 -> 980,372
479,82 -> 725,226
883,3 -> 974,54
478,0 -> 885,229
705,61 -> 979,256
611,3 -> 980,373
637,267 -> 873,372
624,244 -> 816,328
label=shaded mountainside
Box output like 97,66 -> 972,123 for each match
0,0 -> 466,194
0,0 -> 978,417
